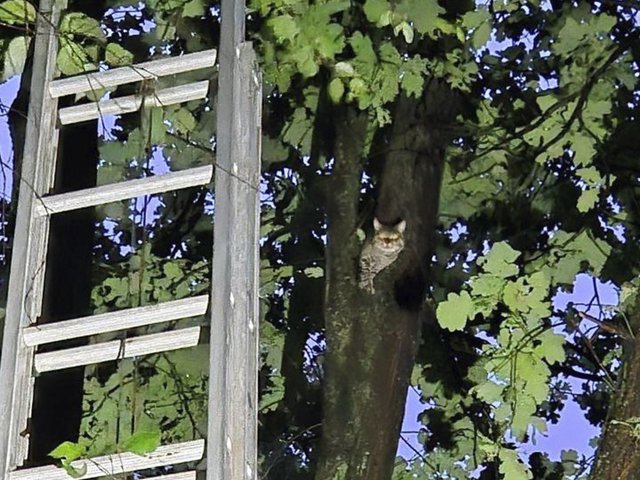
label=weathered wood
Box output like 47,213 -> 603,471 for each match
23,295 -> 208,346
49,49 -> 217,98
34,326 -> 201,372
8,440 -> 204,480
208,38 -> 261,480
58,80 -> 209,125
152,473 -> 196,480
35,165 -> 213,216
0,0 -> 65,471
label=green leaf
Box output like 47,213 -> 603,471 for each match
167,106 -> 197,134
57,39 -> 94,75
577,188 -> 598,213
122,430 -> 161,455
473,380 -> 504,404
534,330 -> 566,364
518,354 -> 550,403
105,42 -> 134,66
269,14 -> 299,41
437,290 -> 474,331
480,242 -> 520,278
60,12 -> 105,42
363,0 -> 388,24
148,107 -> 166,144
3,35 -> 30,80
49,441 -> 84,462
328,78 -> 344,103
552,17 -> 585,55
100,141 -> 129,165
400,56 -> 426,97
470,274 -> 504,298
0,0 -> 36,25
400,0 -> 444,36
571,134 -> 596,166
594,13 -> 616,33
334,61 -> 355,77
303,266 -> 324,278
472,21 -> 491,49
499,448 -> 533,480
61,462 -> 88,479
182,0 -> 205,17
462,8 -> 489,30
350,32 -> 377,79
399,21 -> 414,44
282,107 -> 312,152
290,44 -> 318,77
502,279 -> 530,313
259,374 -> 285,412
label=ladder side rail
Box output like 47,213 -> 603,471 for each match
208,37 -> 261,480
0,0 -> 66,472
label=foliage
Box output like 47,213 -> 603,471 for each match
49,428 -> 160,477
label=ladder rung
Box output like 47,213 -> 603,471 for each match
34,327 -> 201,372
8,440 -> 204,480
23,295 -> 209,346
35,165 -> 213,216
49,49 -> 217,98
152,473 -> 196,480
59,81 -> 210,125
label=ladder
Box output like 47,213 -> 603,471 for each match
0,0 -> 261,478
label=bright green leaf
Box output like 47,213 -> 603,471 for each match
122,430 -> 161,455
49,441 -> 84,462
437,290 -> 474,331
480,242 -> 520,278
0,0 -> 35,25
3,35 -> 29,80
499,448 -> 533,480
328,78 -> 344,103
402,0 -> 444,36
363,0 -> 388,24
182,0 -> 205,17
334,61 -> 354,77
57,39 -> 94,75
60,12 -> 105,41
269,14 -> 299,41
534,330 -> 566,364
473,21 -> 491,49
577,188 -> 598,213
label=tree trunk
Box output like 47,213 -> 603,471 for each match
316,82 -> 457,480
590,311 -> 640,479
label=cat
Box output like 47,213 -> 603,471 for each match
358,218 -> 406,294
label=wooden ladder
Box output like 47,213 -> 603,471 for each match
0,0 -> 260,478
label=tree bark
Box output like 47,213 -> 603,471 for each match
316,82 -> 457,480
590,311 -> 640,479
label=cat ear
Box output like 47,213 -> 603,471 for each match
373,217 -> 382,231
395,220 -> 406,233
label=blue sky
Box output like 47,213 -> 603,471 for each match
0,76 -> 19,200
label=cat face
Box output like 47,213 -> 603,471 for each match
372,218 -> 406,252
